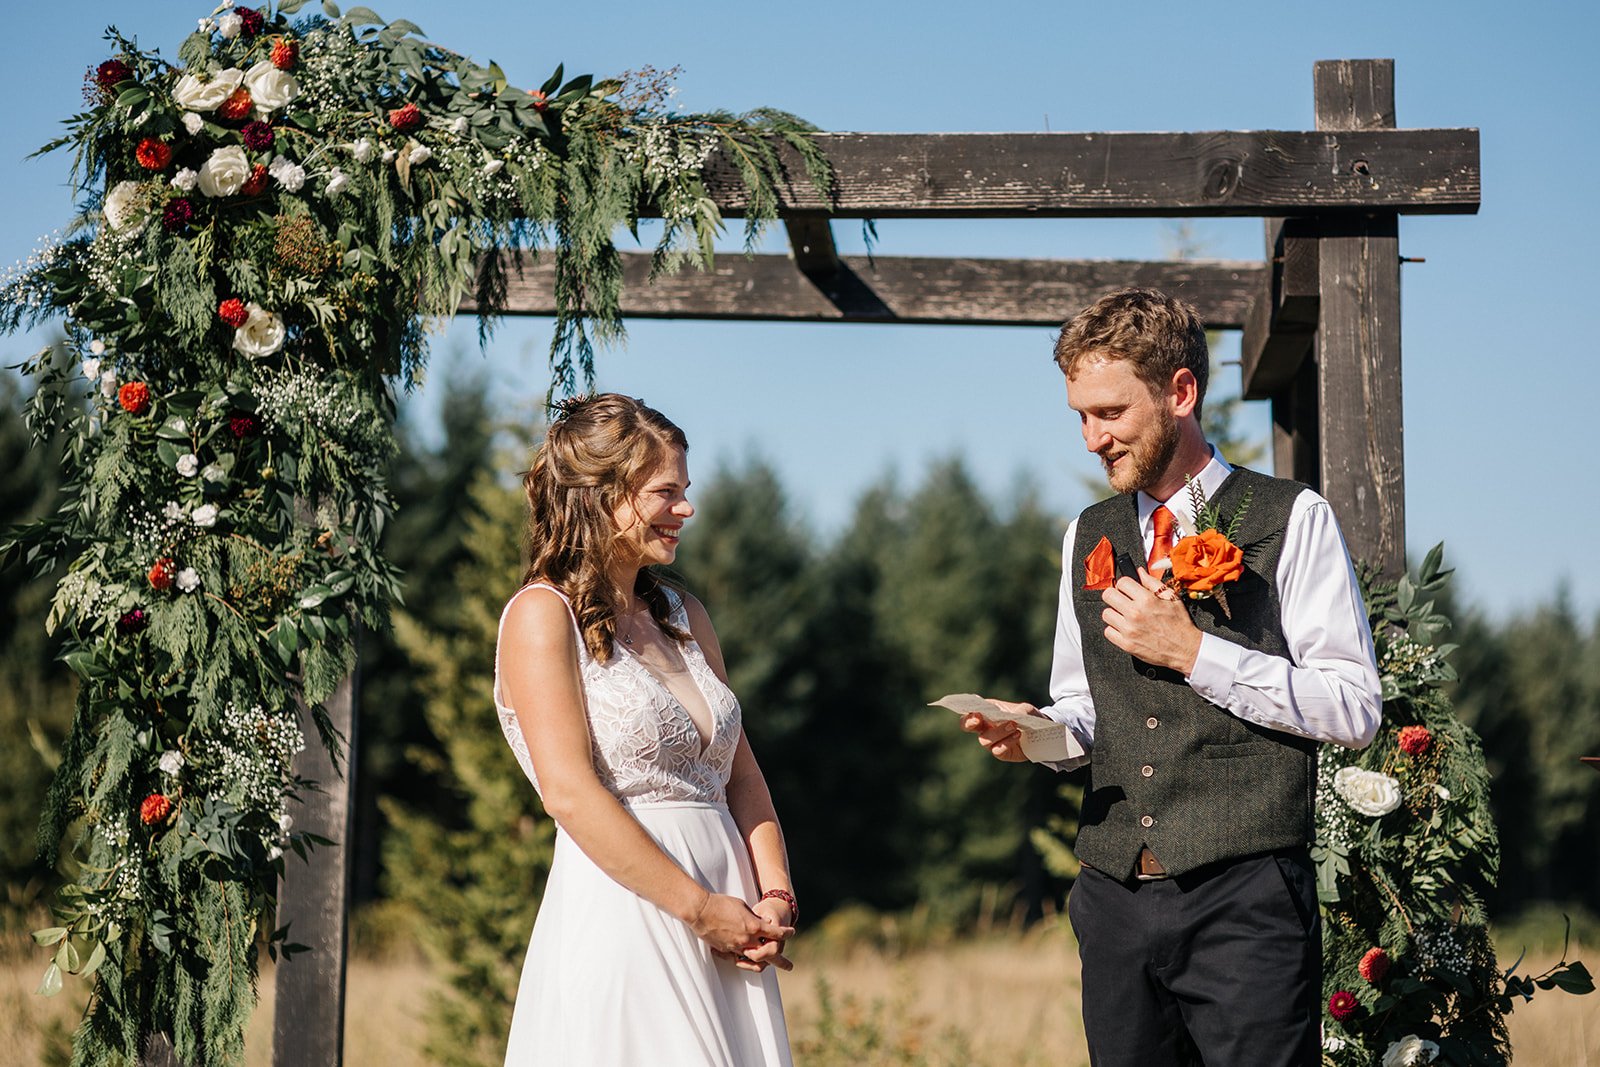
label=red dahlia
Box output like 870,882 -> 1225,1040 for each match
230,414 -> 259,438
529,90 -> 548,113
236,6 -> 265,36
1327,990 -> 1358,1021
118,381 -> 151,415
162,198 -> 195,233
240,164 -> 270,197
148,557 -> 176,591
96,59 -> 133,92
1397,725 -> 1433,756
1358,947 -> 1390,984
218,87 -> 254,122
270,38 -> 299,70
387,102 -> 423,131
135,138 -> 172,170
219,298 -> 251,327
242,120 -> 275,151
140,793 -> 173,825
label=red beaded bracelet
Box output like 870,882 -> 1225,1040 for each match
759,888 -> 798,923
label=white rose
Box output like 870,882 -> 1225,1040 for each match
1382,1035 -> 1440,1067
90,339 -> 106,355
268,156 -> 306,193
350,138 -> 374,163
201,463 -> 226,483
99,370 -> 119,398
406,143 -> 432,165
171,166 -> 199,191
177,453 -> 200,477
158,750 -> 185,775
182,112 -> 204,136
1333,766 -> 1403,817
171,67 -> 244,111
81,358 -> 102,381
450,116 -> 469,136
191,503 -> 219,528
482,158 -> 504,176
233,303 -> 286,359
197,146 -> 250,198
325,169 -> 349,196
217,13 -> 242,38
175,567 -> 201,593
103,180 -> 147,233
243,61 -> 300,114
278,812 -> 294,833
268,845 -> 284,861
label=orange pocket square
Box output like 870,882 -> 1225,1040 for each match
1083,535 -> 1115,590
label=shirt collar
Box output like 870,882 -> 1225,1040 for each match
1137,447 -> 1233,538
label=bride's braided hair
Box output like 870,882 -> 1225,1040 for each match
521,394 -> 690,662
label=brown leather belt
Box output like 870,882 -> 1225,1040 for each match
1135,845 -> 1169,881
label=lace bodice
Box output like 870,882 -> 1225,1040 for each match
494,583 -> 742,806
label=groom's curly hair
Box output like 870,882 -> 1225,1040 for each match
1054,287 -> 1211,417
521,393 -> 690,663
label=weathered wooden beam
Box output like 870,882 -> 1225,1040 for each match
689,129 -> 1479,219
1271,354 -> 1321,489
1314,59 -> 1407,579
783,215 -> 841,284
273,666 -> 358,1067
465,251 -> 1266,329
1241,217 -> 1320,399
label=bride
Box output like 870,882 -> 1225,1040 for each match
494,393 -> 797,1065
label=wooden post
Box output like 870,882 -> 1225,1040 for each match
272,663 -> 358,1067
1314,59 -> 1406,579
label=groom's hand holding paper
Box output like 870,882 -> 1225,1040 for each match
939,693 -> 1083,764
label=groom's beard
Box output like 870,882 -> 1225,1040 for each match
1101,408 -> 1181,495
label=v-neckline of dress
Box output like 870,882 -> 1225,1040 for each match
618,638 -> 719,758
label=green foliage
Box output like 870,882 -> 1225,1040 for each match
380,463 -> 554,1067
792,975 -> 980,1067
0,8 -> 826,1062
1318,546 -> 1592,1066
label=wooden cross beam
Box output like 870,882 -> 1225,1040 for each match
464,251 -> 1266,329
695,129 -> 1479,218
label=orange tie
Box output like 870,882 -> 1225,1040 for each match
1148,505 -> 1176,571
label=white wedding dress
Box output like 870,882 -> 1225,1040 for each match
494,582 -> 792,1066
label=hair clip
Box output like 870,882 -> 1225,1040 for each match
548,393 -> 594,422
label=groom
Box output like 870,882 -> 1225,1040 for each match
965,288 -> 1382,1066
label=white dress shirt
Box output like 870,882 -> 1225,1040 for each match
1039,450 -> 1383,771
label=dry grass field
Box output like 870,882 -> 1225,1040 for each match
2,922 -> 1593,1065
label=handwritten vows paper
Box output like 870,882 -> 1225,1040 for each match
930,693 -> 1085,764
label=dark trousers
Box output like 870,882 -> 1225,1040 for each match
1067,850 -> 1321,1067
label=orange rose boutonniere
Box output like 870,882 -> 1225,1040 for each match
1162,479 -> 1251,618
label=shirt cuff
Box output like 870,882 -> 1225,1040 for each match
1186,631 -> 1241,708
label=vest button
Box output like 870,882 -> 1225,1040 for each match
1141,764 -> 1154,777
1140,815 -> 1154,828
1146,717 -> 1159,729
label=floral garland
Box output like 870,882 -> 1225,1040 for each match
0,2 -> 828,1062
1315,545 -> 1591,1066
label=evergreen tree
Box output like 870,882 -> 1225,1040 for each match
380,462 -> 555,1067
354,367 -> 501,902
0,368 -> 74,919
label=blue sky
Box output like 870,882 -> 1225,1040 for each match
5,0 -> 1596,619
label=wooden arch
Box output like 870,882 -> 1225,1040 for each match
269,58 -> 1478,1066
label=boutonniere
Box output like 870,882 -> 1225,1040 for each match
1159,479 -> 1251,618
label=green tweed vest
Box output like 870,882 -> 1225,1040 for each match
1069,467 -> 1316,881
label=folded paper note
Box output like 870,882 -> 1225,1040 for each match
931,693 -> 1084,764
